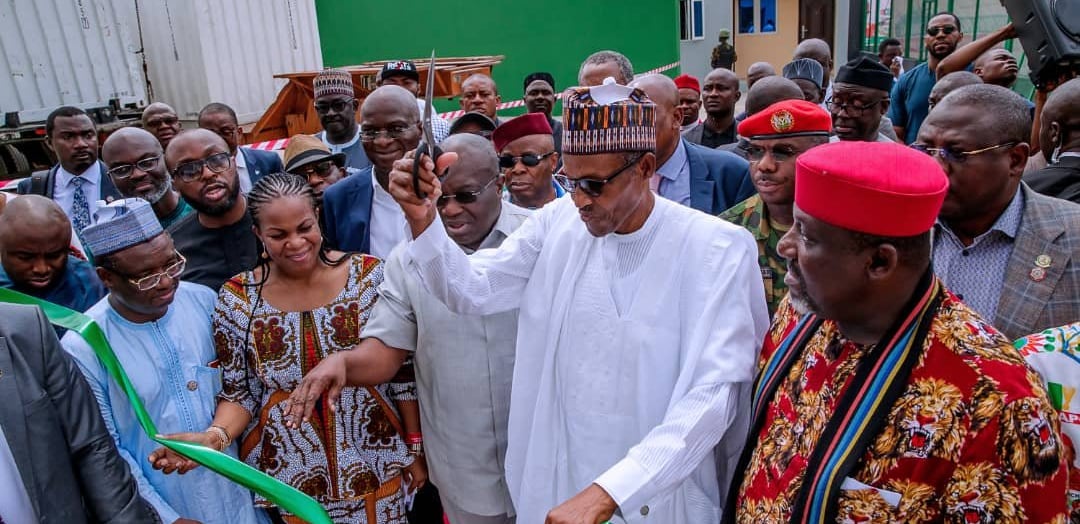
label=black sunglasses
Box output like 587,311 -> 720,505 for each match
926,25 -> 956,37
553,153 -> 644,198
171,151 -> 232,182
436,176 -> 499,207
498,151 -> 556,170
295,160 -> 337,179
314,98 -> 356,115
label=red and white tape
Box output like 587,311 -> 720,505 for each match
247,61 -> 682,151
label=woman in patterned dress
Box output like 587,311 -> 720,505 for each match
153,173 -> 426,523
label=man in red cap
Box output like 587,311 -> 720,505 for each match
725,141 -> 1068,523
720,99 -> 831,316
491,113 -> 563,209
674,74 -> 702,133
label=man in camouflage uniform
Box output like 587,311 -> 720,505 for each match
720,99 -> 831,315
711,29 -> 737,70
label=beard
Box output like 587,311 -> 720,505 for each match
141,177 -> 172,204
182,177 -> 240,216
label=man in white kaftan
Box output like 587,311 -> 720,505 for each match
389,80 -> 769,524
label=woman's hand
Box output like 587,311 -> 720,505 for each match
284,352 -> 349,428
402,453 -> 428,493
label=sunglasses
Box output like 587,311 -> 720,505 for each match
172,151 -> 232,182
553,153 -> 644,198
108,155 -> 162,179
498,151 -> 556,170
746,145 -> 802,163
926,25 -> 957,37
436,176 -> 499,207
144,116 -> 179,128
910,142 -> 1016,164
314,98 -> 355,115
295,160 -> 337,179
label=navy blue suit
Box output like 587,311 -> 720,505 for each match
239,147 -> 284,188
684,139 -> 755,215
16,161 -> 122,202
320,166 -> 374,254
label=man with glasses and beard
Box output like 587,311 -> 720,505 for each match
62,198 -> 265,524
889,12 -> 964,144
101,127 -> 193,228
165,129 -> 259,291
312,68 -> 372,172
386,83 -> 768,524
918,84 -> 1080,340
721,99 -> 831,317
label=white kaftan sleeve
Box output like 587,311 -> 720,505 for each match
593,230 -> 770,515
406,208 -> 548,316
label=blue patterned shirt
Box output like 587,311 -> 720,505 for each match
933,190 -> 1024,321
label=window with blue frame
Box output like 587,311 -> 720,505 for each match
739,0 -> 778,34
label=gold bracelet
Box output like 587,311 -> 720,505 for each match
206,425 -> 230,451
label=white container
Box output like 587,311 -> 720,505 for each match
0,0 -> 148,126
136,0 -> 323,124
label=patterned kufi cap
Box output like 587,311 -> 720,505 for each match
561,79 -> 656,155
313,68 -> 355,100
81,198 -> 164,256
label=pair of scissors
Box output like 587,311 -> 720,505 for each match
412,50 -> 443,199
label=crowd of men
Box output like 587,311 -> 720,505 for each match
0,10 -> 1077,524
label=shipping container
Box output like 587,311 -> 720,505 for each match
136,0 -> 323,124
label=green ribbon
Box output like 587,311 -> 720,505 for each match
0,288 -> 331,524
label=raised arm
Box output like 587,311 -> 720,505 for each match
936,24 -> 1016,80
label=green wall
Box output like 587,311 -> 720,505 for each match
314,0 -> 680,116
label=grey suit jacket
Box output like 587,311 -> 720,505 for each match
0,303 -> 156,523
994,185 -> 1080,340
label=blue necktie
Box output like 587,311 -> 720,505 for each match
70,176 -> 91,233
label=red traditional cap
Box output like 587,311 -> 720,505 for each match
737,99 -> 832,139
492,112 -> 554,152
795,141 -> 949,237
674,74 -> 700,93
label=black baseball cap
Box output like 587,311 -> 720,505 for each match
380,60 -> 420,82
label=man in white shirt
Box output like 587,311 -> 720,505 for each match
387,82 -> 769,523
16,106 -> 121,235
321,85 -> 418,258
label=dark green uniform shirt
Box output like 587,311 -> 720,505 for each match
720,194 -> 787,316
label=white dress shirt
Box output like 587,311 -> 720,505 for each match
53,164 -> 103,221
0,422 -> 37,523
405,197 -> 769,523
368,170 -> 409,259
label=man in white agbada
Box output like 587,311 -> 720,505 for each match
387,80 -> 769,524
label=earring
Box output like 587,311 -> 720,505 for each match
261,251 -> 269,260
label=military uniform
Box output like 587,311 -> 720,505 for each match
720,194 -> 787,316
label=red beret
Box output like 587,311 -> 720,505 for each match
674,74 -> 700,93
795,142 -> 949,237
737,99 -> 831,139
492,112 -> 553,152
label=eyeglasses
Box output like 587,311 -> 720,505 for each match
498,151 -> 556,170
359,124 -> 415,142
112,253 -> 186,291
747,145 -> 802,163
144,116 -> 179,128
108,155 -> 162,179
926,25 -> 957,37
553,153 -> 644,198
436,176 -> 499,207
295,160 -> 337,179
910,142 -> 1017,164
171,151 -> 232,182
314,98 -> 355,115
825,97 -> 885,116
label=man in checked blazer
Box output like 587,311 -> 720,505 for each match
923,84 -> 1080,340
0,303 -> 157,523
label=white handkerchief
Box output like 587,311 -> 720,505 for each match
840,476 -> 902,508
590,77 -> 636,104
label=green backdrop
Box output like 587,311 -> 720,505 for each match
314,0 -> 680,116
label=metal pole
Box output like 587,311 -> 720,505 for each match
905,0 -> 915,59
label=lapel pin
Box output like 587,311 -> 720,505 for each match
1030,267 -> 1047,282
1035,254 -> 1052,268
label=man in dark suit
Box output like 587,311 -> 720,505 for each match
0,302 -> 157,523
321,86 -> 420,258
922,84 -> 1080,340
17,106 -> 122,233
631,74 -> 753,215
197,102 -> 283,193
1027,78 -> 1080,203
